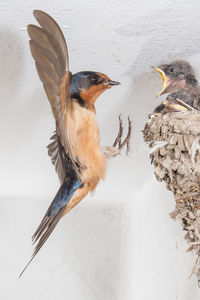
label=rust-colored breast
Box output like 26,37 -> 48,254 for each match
66,101 -> 106,186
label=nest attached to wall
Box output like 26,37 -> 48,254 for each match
143,109 -> 200,284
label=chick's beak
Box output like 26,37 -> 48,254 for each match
153,67 -> 170,98
106,80 -> 120,86
163,100 -> 188,112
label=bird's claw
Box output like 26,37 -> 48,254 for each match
113,115 -> 132,155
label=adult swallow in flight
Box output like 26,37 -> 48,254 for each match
153,60 -> 200,113
19,10 -> 132,277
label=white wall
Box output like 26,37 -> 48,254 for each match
1,0 -> 200,299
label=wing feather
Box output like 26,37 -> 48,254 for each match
47,132 -> 66,182
33,10 -> 68,73
28,10 -> 79,176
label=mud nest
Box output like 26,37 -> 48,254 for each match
143,110 -> 200,284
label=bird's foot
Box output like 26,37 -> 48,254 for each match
101,146 -> 121,158
113,115 -> 132,155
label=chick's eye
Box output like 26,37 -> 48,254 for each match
169,68 -> 174,73
91,75 -> 99,83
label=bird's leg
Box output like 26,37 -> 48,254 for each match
115,116 -> 132,155
113,115 -> 123,148
102,115 -> 132,158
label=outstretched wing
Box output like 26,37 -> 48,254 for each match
27,10 -> 79,175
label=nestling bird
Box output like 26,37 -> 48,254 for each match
144,60 -> 200,284
153,60 -> 200,113
19,10 -> 132,277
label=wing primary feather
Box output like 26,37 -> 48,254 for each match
33,10 -> 69,74
28,10 -> 81,178
27,24 -> 56,57
29,40 -> 60,84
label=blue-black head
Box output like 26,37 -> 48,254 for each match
153,60 -> 198,97
70,71 -> 120,107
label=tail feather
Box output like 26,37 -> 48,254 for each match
18,207 -> 65,278
19,178 -> 82,278
32,215 -> 49,243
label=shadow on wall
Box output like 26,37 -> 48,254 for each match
56,203 -> 123,300
116,2 -> 200,74
0,28 -> 24,96
14,201 -> 123,300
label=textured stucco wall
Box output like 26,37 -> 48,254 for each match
1,0 -> 200,299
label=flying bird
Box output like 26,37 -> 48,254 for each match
19,10 -> 131,277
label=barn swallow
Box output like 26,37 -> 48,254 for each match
19,10 -> 132,277
153,60 -> 200,113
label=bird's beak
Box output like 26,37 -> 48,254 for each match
163,99 -> 188,112
106,80 -> 121,86
153,67 -> 170,98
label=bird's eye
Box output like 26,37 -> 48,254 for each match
91,75 -> 99,84
169,68 -> 174,73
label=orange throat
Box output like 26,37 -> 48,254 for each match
80,85 -> 109,107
